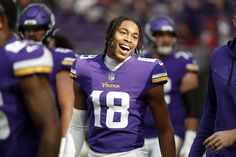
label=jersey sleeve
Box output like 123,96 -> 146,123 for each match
52,48 -> 78,71
175,51 -> 199,73
186,58 -> 199,73
151,59 -> 168,85
6,41 -> 53,77
70,59 -> 77,79
69,54 -> 97,79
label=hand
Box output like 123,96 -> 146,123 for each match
204,129 -> 236,151
179,130 -> 196,157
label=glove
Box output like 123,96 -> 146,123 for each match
179,130 -> 196,157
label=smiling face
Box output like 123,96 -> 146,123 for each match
107,20 -> 139,63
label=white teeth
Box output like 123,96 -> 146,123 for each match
120,44 -> 130,50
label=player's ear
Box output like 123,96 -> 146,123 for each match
233,16 -> 236,27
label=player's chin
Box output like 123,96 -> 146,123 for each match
117,51 -> 131,61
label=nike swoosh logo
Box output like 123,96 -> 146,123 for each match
26,45 -> 39,53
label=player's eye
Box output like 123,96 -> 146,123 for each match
132,35 -> 138,40
120,31 -> 126,35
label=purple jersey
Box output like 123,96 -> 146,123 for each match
0,35 -> 53,157
70,54 -> 168,153
48,47 -> 77,113
190,39 -> 236,157
144,51 -> 199,139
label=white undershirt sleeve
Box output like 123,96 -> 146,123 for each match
63,108 -> 88,157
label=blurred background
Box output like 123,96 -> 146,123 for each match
16,0 -> 236,110
16,0 -> 236,54
14,1 -> 236,156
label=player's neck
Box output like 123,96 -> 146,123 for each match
104,55 -> 130,71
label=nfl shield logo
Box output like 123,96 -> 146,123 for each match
108,73 -> 115,81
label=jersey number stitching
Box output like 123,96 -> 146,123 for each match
90,90 -> 130,129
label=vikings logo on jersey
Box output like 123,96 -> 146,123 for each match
70,54 -> 168,153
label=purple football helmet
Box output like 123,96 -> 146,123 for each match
150,17 -> 175,34
145,15 -> 177,55
18,3 -> 55,41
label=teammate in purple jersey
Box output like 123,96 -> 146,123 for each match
143,15 -> 200,157
63,16 -> 175,157
189,14 -> 236,157
0,0 -> 61,156
17,3 -> 78,156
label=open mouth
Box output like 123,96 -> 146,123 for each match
119,44 -> 131,52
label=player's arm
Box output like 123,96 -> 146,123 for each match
53,49 -> 78,157
56,51 -> 77,137
147,85 -> 176,157
18,75 -> 61,157
180,55 -> 201,130
56,70 -> 74,157
63,81 -> 88,157
180,72 -> 199,131
56,71 -> 74,136
179,72 -> 199,157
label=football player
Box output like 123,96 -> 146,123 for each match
143,15 -> 200,157
0,0 -> 61,156
63,16 -> 175,157
17,3 -> 78,156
